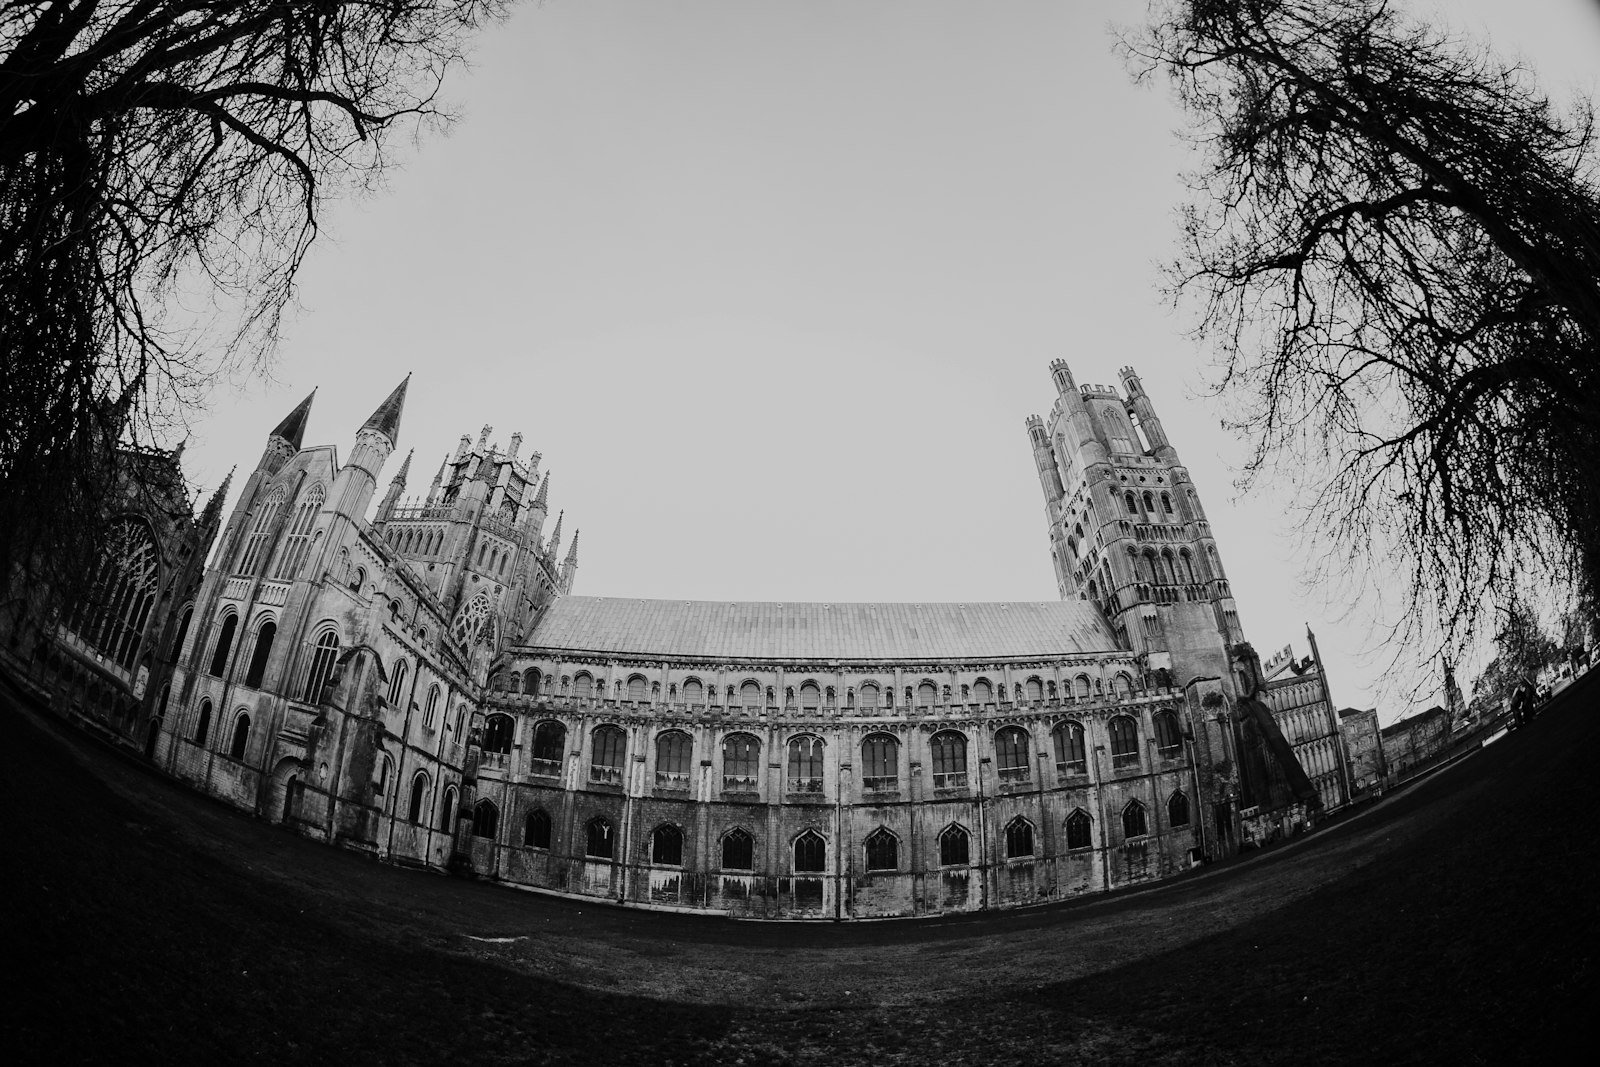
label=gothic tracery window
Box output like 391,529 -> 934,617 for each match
451,593 -> 492,648
69,518 -> 160,671
239,486 -> 286,575
272,485 -> 324,579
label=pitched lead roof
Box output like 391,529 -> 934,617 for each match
523,597 -> 1120,662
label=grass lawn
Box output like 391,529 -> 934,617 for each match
3,673 -> 1594,1065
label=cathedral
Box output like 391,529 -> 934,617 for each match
8,363 -> 1341,919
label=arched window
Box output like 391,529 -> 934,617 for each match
972,678 -> 994,704
374,754 -> 394,809
1024,677 -> 1043,702
1111,673 -> 1134,698
916,681 -> 937,708
798,681 -> 821,709
585,817 -> 614,859
524,808 -> 552,848
1161,491 -> 1174,515
573,671 -> 595,698
1154,710 -> 1183,755
302,630 -> 340,702
170,606 -> 194,664
1076,675 -> 1092,700
861,733 -> 898,791
471,799 -> 499,840
228,711 -> 250,759
739,680 -> 763,708
626,674 -> 648,701
1124,491 -> 1138,514
1123,800 -> 1148,839
786,735 -> 824,793
858,682 -> 881,709
238,486 -> 286,574
994,726 -> 1031,783
530,721 -> 566,777
69,518 -> 160,671
423,684 -> 441,728
793,830 -> 826,873
243,620 -> 276,688
407,772 -> 429,823
655,730 -> 692,788
1168,791 -> 1191,828
938,824 -> 970,866
1053,720 -> 1087,776
1004,817 -> 1035,859
651,824 -> 684,866
589,725 -> 626,785
1109,715 -> 1140,767
722,828 -> 754,870
482,713 -> 514,754
1142,491 -> 1155,515
930,731 -> 968,789
194,699 -> 212,745
722,733 -> 760,793
208,613 -> 238,677
523,668 -> 541,695
438,786 -> 457,831
450,593 -> 491,649
387,658 -> 409,706
863,828 -> 898,872
681,677 -> 705,704
272,485 -> 325,579
1066,809 -> 1093,850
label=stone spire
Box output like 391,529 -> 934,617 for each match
560,530 -> 579,592
378,449 -> 413,523
426,453 -> 447,505
533,472 -> 549,509
270,390 -> 316,449
546,509 -> 563,558
202,467 -> 235,527
361,375 -> 410,447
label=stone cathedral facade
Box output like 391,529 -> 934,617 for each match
13,363 -> 1335,920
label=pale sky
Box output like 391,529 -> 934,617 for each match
176,0 -> 1600,724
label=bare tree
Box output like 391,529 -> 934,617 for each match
1124,0 -> 1600,683
0,1 -> 510,630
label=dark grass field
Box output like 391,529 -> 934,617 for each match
4,674 -> 1595,1066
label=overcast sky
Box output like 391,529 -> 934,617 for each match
176,0 -> 1599,724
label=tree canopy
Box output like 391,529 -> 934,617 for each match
0,0 -> 508,623
1126,0 -> 1600,683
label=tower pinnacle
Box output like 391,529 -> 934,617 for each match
361,376 -> 410,447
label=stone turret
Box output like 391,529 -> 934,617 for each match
560,531 -> 579,593
377,449 -> 412,524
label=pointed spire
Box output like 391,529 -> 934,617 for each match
361,376 -> 409,446
473,450 -> 497,484
426,453 -> 447,505
563,530 -> 580,565
533,472 -> 549,509
390,448 -> 413,485
546,509 -> 563,557
270,390 -> 316,449
202,467 -> 236,525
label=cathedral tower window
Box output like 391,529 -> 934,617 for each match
438,786 -> 456,832
793,830 -> 826,874
272,486 -> 324,579
573,671 -> 594,698
407,772 -> 430,823
651,824 -> 684,866
681,677 -> 705,704
239,487 -> 286,575
655,731 -> 692,789
1123,800 -> 1148,840
524,808 -> 551,848
523,669 -> 541,696
1075,674 -> 1092,700
1168,791 -> 1191,828
194,699 -> 212,745
375,755 -> 394,811
626,674 -> 648,701
170,606 -> 193,663
589,725 -> 626,785
721,828 -> 755,870
799,681 -> 821,709
938,824 -> 971,866
1053,721 -> 1087,777
916,681 -> 937,707
208,612 -> 239,677
1108,715 -> 1140,768
1111,673 -> 1134,699
930,731 -> 968,790
722,734 -> 760,793
858,682 -> 880,709
864,829 -> 899,872
450,594 -> 491,650
786,735 -> 824,793
301,629 -> 340,702
387,658 -> 409,706
861,734 -> 898,792
739,680 -> 762,708
228,711 -> 251,760
423,685 -> 441,729
243,621 -> 276,688
471,799 -> 498,840
483,714 -> 514,754
1065,809 -> 1093,850
994,726 -> 1031,784
1004,817 -> 1035,859
1124,491 -> 1138,514
531,721 -> 566,777
1161,492 -> 1174,515
972,678 -> 994,704
1024,677 -> 1043,703
1154,711 -> 1183,756
585,817 -> 614,859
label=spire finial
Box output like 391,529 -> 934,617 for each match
270,389 -> 316,449
361,376 -> 409,446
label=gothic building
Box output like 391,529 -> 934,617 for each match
16,363 -> 1330,919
